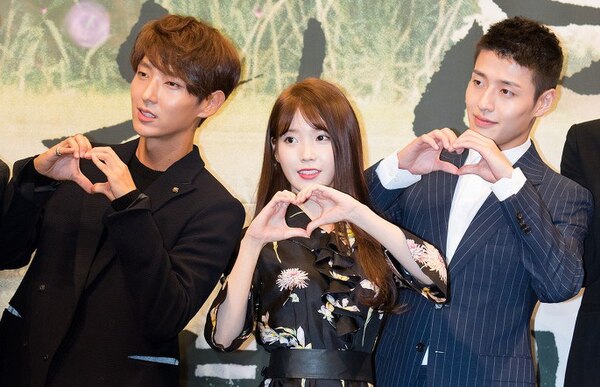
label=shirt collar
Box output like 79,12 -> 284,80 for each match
466,138 -> 531,165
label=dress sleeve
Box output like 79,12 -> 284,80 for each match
204,273 -> 259,352
384,230 -> 448,304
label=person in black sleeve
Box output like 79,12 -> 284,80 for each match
561,119 -> 600,387
0,15 -> 244,387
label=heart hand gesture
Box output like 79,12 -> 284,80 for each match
245,190 -> 310,246
33,134 -> 94,193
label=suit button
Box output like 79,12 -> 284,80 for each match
38,284 -> 46,292
22,341 -> 28,347
416,342 -> 426,352
42,354 -> 49,361
516,211 -> 524,220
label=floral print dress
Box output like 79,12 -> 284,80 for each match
205,205 -> 447,386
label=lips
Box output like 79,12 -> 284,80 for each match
473,114 -> 497,127
137,107 -> 157,122
298,169 -> 320,180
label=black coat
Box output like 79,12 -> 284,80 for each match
0,139 -> 244,386
562,119 -> 600,387
0,158 -> 8,215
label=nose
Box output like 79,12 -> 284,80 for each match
477,87 -> 494,113
142,79 -> 158,104
301,142 -> 316,161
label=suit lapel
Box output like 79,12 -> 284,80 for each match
428,150 -> 465,253
447,144 -> 546,277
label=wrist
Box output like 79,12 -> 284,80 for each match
347,202 -> 369,228
241,233 -> 266,253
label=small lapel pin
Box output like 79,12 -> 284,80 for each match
172,187 -> 179,193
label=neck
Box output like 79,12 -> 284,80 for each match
136,137 -> 193,171
298,199 -> 334,233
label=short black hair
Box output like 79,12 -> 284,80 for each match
476,16 -> 563,100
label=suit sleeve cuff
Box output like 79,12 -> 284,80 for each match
375,152 -> 421,189
492,167 -> 527,201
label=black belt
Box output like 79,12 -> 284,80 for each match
264,348 -> 373,382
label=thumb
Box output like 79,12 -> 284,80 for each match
286,227 -> 310,239
437,161 -> 459,175
73,173 -> 94,193
457,164 -> 478,176
90,182 -> 115,201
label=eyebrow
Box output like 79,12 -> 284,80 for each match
473,69 -> 522,89
138,59 -> 153,69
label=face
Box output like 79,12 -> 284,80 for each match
465,49 -> 555,150
130,57 -> 209,145
274,110 -> 335,194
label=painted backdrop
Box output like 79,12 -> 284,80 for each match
1,0 -> 600,386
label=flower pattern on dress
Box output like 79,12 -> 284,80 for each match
330,270 -> 350,282
325,294 -> 360,313
276,268 -> 309,291
258,312 -> 312,348
205,206 -> 448,386
318,303 -> 335,326
272,241 -> 282,263
407,239 -> 447,284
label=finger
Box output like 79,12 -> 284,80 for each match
73,134 -> 92,158
437,161 -> 459,175
419,133 -> 441,150
306,212 -> 340,234
429,129 -> 452,150
271,191 -> 297,206
456,164 -> 478,176
90,153 -> 111,176
285,227 -> 310,239
72,173 -> 94,193
62,136 -> 83,159
440,128 -> 458,151
296,184 -> 321,204
90,182 -> 115,201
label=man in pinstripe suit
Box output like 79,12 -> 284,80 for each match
367,17 -> 592,387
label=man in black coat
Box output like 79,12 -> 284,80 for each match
0,159 -> 8,215
0,15 -> 244,386
562,119 -> 600,387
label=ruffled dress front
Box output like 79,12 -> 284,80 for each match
206,205 -> 447,386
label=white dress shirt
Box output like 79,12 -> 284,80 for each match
375,138 -> 531,364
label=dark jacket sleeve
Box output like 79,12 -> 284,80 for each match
561,122 -> 600,287
103,183 -> 245,342
0,158 -> 59,269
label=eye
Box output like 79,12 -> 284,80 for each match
137,71 -> 148,78
165,81 -> 182,88
500,89 -> 514,96
316,134 -> 330,141
472,79 -> 482,87
282,136 -> 297,144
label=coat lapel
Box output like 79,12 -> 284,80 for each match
447,144 -> 546,277
427,150 -> 465,253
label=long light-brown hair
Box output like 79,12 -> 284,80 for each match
255,78 -> 397,311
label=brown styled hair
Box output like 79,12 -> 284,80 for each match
255,78 -> 398,312
131,14 -> 241,101
475,16 -> 563,100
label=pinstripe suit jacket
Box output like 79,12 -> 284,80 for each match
367,144 -> 592,387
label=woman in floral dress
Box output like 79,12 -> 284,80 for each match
205,78 -> 447,386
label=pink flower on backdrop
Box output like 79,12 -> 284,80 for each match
65,1 -> 110,48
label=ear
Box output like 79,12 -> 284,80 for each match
533,88 -> 556,118
197,90 -> 226,119
271,137 -> 279,162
